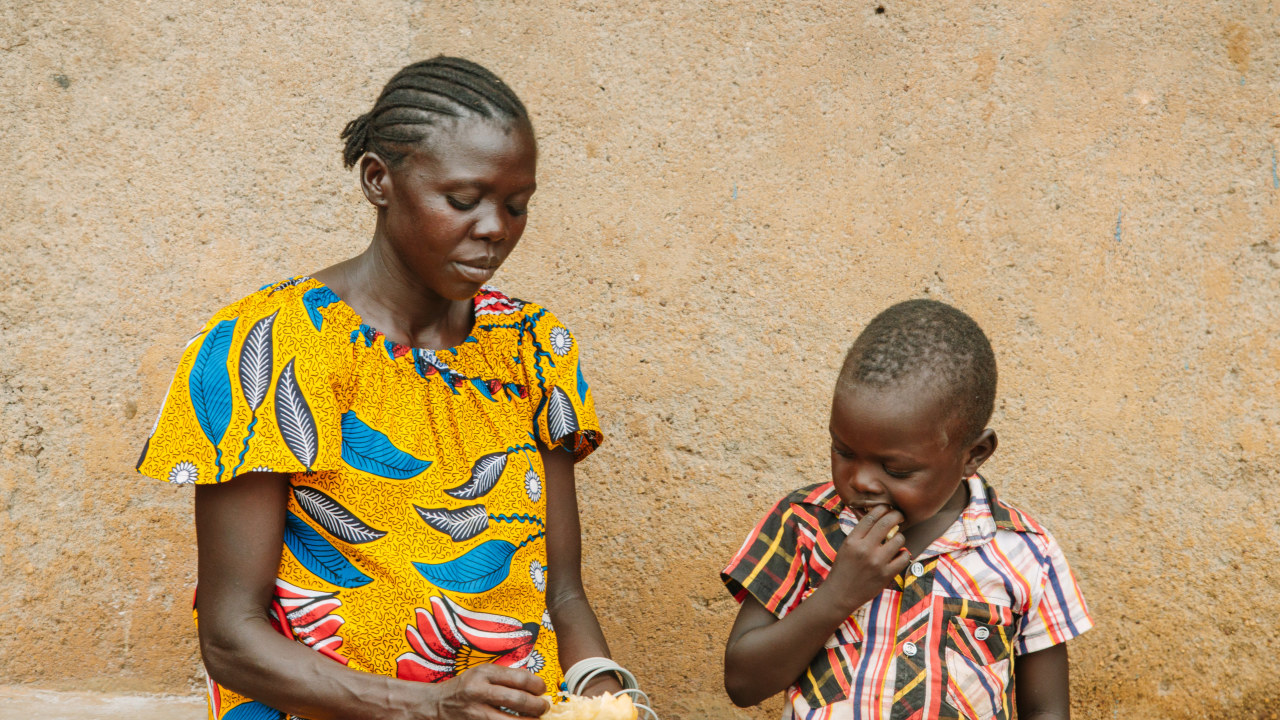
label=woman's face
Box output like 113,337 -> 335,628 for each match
374,117 -> 537,301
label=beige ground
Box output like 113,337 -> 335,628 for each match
1,1 -> 1278,718
0,685 -> 203,720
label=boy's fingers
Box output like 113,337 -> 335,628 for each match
853,505 -> 891,538
872,509 -> 904,539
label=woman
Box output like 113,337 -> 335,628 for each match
138,57 -> 623,720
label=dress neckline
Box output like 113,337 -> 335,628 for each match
300,276 -> 484,354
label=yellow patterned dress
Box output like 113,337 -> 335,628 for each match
137,276 -> 603,720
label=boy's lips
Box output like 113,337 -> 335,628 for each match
849,502 -> 895,521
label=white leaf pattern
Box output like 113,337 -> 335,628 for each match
445,452 -> 507,500
238,310 -> 277,410
546,386 -> 579,441
274,358 -> 318,470
414,505 -> 491,542
293,485 -> 386,544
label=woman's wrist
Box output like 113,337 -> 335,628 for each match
381,675 -> 442,720
578,673 -> 624,697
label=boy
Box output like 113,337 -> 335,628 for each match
722,300 -> 1092,720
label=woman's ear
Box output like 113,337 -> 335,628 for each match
359,152 -> 392,208
962,428 -> 998,477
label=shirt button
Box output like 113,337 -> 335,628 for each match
902,641 -> 918,657
910,562 -> 925,577
974,627 -> 991,641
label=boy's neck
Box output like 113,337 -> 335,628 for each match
901,481 -> 970,557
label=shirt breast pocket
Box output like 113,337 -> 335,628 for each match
941,600 -> 1017,720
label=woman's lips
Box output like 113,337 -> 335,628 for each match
454,261 -> 497,283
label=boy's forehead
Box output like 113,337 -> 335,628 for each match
830,378 -> 961,448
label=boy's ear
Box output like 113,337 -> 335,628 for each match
359,152 -> 392,208
962,429 -> 998,477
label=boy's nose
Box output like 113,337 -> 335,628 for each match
850,466 -> 885,495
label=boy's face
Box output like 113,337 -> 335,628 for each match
829,379 -> 996,535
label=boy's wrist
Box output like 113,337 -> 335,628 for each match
806,580 -> 874,624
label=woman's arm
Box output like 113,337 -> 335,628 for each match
195,472 -> 550,720
540,443 -> 624,697
1013,643 -> 1071,720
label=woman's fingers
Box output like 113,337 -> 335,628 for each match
463,665 -> 549,716
483,663 -> 547,695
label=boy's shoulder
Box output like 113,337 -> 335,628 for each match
777,482 -> 843,515
981,478 -> 1050,536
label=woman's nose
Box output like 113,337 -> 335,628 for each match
472,204 -> 509,242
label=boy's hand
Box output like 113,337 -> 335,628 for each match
824,505 -> 911,614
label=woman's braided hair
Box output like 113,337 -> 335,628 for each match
341,56 -> 529,169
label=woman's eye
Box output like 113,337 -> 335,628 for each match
447,196 -> 478,211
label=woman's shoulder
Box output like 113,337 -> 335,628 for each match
198,276 -> 354,338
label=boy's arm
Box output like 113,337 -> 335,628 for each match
723,591 -> 855,706
723,505 -> 909,707
1013,643 -> 1071,720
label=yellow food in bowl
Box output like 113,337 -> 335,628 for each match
543,693 -> 638,720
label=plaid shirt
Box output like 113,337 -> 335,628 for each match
722,475 -> 1092,720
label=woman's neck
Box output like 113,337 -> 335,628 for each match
312,239 -> 475,350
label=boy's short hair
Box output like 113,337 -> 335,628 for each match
838,299 -> 997,444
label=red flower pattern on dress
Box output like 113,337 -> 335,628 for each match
474,287 -> 525,316
270,579 -> 349,665
396,594 -> 540,682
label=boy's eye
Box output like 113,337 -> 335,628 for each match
883,466 -> 914,479
447,195 -> 479,211
506,204 -> 528,217
831,445 -> 855,459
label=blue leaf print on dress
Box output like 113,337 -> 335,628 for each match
471,378 -> 495,401
189,318 -> 237,482
545,386 -> 580,442
294,485 -> 386,544
283,511 -> 372,588
302,286 -> 341,332
274,358 -> 319,471
445,452 -> 507,500
413,539 -> 519,594
414,504 -> 490,542
340,411 -> 432,480
222,700 -> 285,720
575,361 -> 589,404
232,310 -> 277,478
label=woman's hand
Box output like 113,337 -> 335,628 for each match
430,664 -> 550,719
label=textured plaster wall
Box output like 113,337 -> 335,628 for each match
2,1 -> 1278,717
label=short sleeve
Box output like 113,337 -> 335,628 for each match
1014,531 -> 1094,654
524,308 -> 603,462
721,497 -> 811,618
136,291 -> 345,485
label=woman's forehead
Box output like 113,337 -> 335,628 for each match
400,118 -> 537,182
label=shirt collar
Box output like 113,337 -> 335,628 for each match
809,474 -> 1037,556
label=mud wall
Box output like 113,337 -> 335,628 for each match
1,1 -> 1277,717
